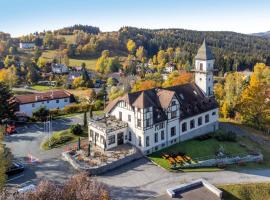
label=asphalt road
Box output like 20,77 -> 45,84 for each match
97,158 -> 270,200
4,114 -> 83,187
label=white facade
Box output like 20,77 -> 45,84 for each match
195,59 -> 214,97
107,98 -> 218,154
164,66 -> 175,73
19,98 -> 71,117
52,64 -> 69,74
89,40 -> 219,154
19,42 -> 35,49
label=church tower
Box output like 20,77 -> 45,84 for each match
194,39 -> 215,97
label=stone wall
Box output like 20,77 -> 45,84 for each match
62,148 -> 143,175
177,153 -> 263,169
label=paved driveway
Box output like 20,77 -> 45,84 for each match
97,157 -> 270,200
4,115 -> 83,186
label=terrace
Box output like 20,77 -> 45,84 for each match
89,116 -> 128,133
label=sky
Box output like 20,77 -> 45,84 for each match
1,0 -> 270,37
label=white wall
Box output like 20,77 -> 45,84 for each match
195,59 -> 214,96
19,43 -> 35,49
19,98 -> 70,116
180,108 -> 219,137
88,125 -> 127,150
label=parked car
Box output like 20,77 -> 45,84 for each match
6,162 -> 24,176
17,184 -> 36,193
5,124 -> 17,135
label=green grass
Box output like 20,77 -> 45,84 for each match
148,138 -> 249,171
41,50 -> 97,70
31,85 -> 61,91
41,128 -> 88,150
219,183 -> 270,200
69,58 -> 97,70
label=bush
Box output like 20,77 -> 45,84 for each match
214,130 -> 237,142
1,173 -> 110,200
49,108 -> 60,117
63,103 -> 89,114
49,135 -> 73,148
70,124 -> 83,135
33,107 -> 49,121
94,100 -> 104,111
41,129 -> 74,150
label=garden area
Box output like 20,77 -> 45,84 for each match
148,130 -> 265,172
219,182 -> 270,200
41,124 -> 87,150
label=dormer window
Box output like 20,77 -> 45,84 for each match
171,101 -> 176,106
180,94 -> 184,100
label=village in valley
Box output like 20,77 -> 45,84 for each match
0,1 -> 270,200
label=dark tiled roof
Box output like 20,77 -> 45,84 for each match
105,83 -> 218,120
195,39 -> 215,60
15,90 -> 72,104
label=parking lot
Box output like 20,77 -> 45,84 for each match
4,114 -> 83,188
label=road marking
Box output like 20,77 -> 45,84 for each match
34,125 -> 40,129
7,174 -> 24,182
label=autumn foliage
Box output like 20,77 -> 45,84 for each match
163,71 -> 193,88
132,80 -> 160,92
1,173 -> 110,200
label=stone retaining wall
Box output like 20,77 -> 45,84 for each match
177,153 -> 263,169
62,148 -> 143,175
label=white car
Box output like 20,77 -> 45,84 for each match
17,184 -> 36,193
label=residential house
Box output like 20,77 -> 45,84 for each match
89,40 -> 219,154
19,42 -> 35,49
52,64 -> 69,74
14,90 -> 74,117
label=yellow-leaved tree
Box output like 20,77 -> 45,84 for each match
238,63 -> 270,130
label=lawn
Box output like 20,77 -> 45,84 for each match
69,58 -> 97,70
41,128 -> 88,150
41,50 -> 97,70
31,85 -> 61,91
148,138 -> 248,171
219,183 -> 270,200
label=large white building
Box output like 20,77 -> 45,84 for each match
19,42 -> 35,49
14,90 -> 74,117
89,40 -> 219,154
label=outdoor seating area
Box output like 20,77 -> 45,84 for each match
63,140 -> 142,174
66,140 -> 134,167
162,152 -> 196,167
148,130 -> 264,171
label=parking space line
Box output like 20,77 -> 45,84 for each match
7,174 -> 25,182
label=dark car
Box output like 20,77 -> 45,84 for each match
6,162 -> 24,176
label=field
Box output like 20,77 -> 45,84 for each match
219,183 -> 270,200
41,50 -> 97,70
30,85 -> 61,91
69,58 -> 97,70
148,138 -> 248,172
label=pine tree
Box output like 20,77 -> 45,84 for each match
0,82 -> 14,121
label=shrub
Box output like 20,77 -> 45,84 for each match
70,124 -> 83,135
1,173 -> 110,200
64,104 -> 81,114
43,134 -> 73,149
49,108 -> 60,117
94,100 -> 104,111
214,130 -> 237,142
33,106 -> 49,121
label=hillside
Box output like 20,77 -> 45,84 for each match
252,31 -> 270,39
